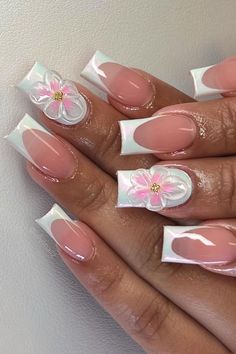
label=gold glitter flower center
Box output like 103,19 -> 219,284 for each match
53,91 -> 64,101
150,183 -> 161,193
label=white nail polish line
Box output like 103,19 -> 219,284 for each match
190,64 -> 228,99
81,50 -> 115,95
119,116 -> 160,155
117,165 -> 192,212
161,225 -> 214,264
36,203 -> 74,244
5,113 -> 51,164
17,62 -> 88,126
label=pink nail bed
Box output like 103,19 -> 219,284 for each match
36,204 -> 94,262
162,226 -> 236,264
81,50 -> 154,107
120,114 -> 196,155
5,114 -> 75,178
190,55 -> 236,98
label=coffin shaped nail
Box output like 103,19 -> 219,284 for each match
162,226 -> 236,264
36,204 -> 94,262
5,114 -> 76,178
190,56 -> 236,98
17,62 -> 88,125
119,115 -> 196,155
117,165 -> 192,211
81,50 -> 154,107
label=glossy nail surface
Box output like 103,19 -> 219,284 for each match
17,62 -> 88,125
117,165 -> 192,211
6,114 -> 75,178
162,226 -> 236,264
190,56 -> 236,98
36,204 -> 94,262
120,115 -> 196,155
81,50 -> 154,106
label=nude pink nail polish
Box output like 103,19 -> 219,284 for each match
119,114 -> 196,155
162,226 -> 236,264
202,57 -> 236,90
6,114 -> 75,178
36,204 -> 94,262
190,55 -> 236,98
81,50 -> 154,107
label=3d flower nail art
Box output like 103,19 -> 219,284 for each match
17,62 -> 88,125
117,165 -> 192,211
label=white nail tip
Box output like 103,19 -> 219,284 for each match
36,204 -> 73,243
81,50 -> 115,94
117,166 -> 192,211
162,226 -> 212,264
190,64 -> 227,99
119,117 -> 158,155
17,62 -> 88,125
5,113 -> 49,163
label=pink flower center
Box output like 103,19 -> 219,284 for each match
150,183 -> 161,193
53,91 -> 64,101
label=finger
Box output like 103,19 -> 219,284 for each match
16,60 -> 192,178
161,220 -> 236,277
14,120 -> 235,351
36,204 -> 229,354
80,50 -> 194,118
119,96 -> 236,159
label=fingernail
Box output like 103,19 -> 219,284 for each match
17,62 -> 88,125
190,56 -> 236,98
162,226 -> 236,264
36,204 -> 95,262
5,114 -> 76,178
81,50 -> 154,107
119,115 -> 196,155
117,165 -> 192,211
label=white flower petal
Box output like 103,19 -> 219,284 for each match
44,70 -> 62,91
43,99 -> 61,120
30,82 -> 52,105
130,169 -> 151,188
61,96 -> 88,123
61,80 -> 79,96
149,165 -> 169,183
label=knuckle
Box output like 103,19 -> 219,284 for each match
75,174 -> 114,213
128,296 -> 171,340
218,100 -> 236,150
133,222 -> 182,279
89,264 -> 125,300
96,120 -> 121,159
134,223 -> 163,273
219,160 -> 236,213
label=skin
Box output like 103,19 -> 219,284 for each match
22,70 -> 236,353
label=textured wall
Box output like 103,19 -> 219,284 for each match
1,1 -> 236,353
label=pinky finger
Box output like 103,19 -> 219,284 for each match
162,220 -> 236,277
37,204 -> 228,353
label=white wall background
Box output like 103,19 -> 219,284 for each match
1,1 -> 236,353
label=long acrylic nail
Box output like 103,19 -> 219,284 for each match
190,56 -> 236,98
120,115 -> 196,155
162,226 -> 236,264
117,165 -> 192,212
5,114 -> 76,178
36,204 -> 95,262
81,50 -> 154,107
17,62 -> 88,125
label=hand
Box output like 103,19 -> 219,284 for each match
7,53 -> 235,353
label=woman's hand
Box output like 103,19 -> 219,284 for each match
6,53 -> 236,353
